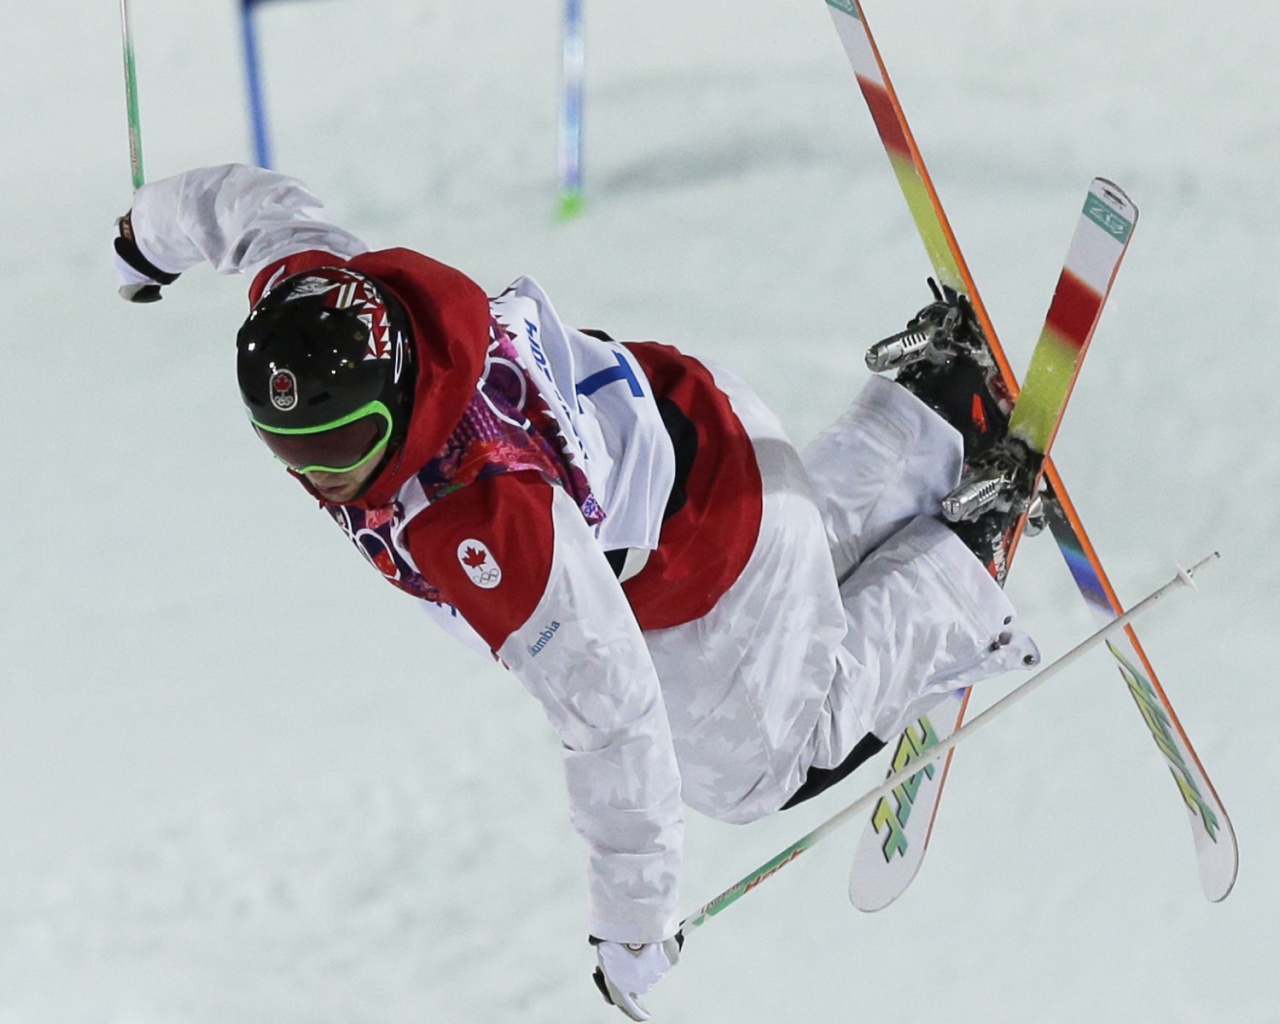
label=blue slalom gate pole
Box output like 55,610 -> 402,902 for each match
241,0 -> 273,168
557,0 -> 585,219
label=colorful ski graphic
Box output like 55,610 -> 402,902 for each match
828,0 -> 1236,907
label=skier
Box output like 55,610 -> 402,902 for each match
112,164 -> 1039,1020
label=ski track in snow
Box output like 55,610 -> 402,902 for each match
2,0 -> 1277,1020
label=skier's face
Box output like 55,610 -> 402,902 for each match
301,440 -> 388,503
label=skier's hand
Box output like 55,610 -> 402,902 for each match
112,212 -> 178,303
591,936 -> 680,1021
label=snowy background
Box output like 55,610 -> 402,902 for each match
2,0 -> 1276,1020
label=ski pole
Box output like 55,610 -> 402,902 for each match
119,0 -> 146,190
677,552 -> 1220,943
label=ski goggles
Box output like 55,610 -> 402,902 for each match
252,401 -> 394,475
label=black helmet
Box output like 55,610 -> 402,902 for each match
237,267 -> 414,473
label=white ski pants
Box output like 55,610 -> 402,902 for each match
644,372 -> 1038,825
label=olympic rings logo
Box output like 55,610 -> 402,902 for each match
458,539 -> 504,590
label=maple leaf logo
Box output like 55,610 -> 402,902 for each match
457,538 -> 502,589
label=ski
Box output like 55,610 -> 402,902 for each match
850,178 -> 1136,908
827,0 -> 1237,906
1040,489 -> 1237,903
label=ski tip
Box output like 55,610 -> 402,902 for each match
1089,177 -> 1139,230
1093,176 -> 1134,205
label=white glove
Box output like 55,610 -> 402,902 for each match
592,937 -> 681,1021
112,212 -> 178,303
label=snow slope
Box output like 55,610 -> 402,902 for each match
1,0 -> 1276,1020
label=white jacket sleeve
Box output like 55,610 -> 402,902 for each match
127,163 -> 368,279
405,477 -> 684,944
497,488 -> 684,944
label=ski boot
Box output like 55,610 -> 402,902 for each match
865,280 -> 1011,459
940,436 -> 1045,585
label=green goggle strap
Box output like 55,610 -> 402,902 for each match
251,399 -> 394,475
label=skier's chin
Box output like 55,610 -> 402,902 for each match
304,463 -> 378,504
313,480 -> 362,503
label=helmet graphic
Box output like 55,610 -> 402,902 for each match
236,267 -> 415,474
